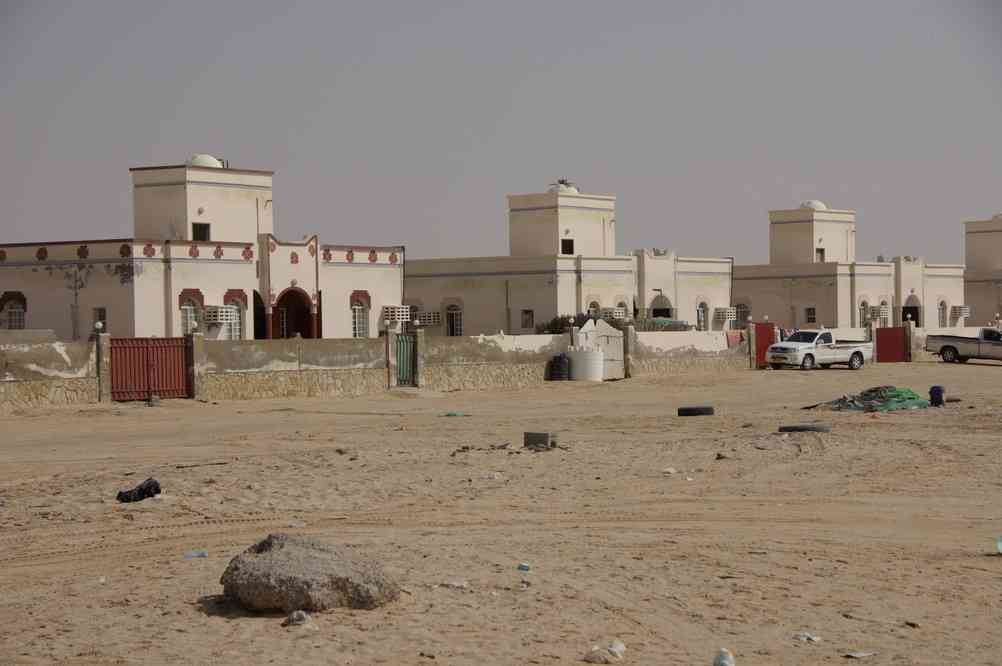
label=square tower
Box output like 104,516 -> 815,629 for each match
507,180 -> 616,257
130,154 -> 274,244
964,214 -> 1002,273
768,200 -> 856,265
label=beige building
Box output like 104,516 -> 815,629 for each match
405,180 -> 734,335
0,155 -> 404,340
732,200 -> 966,329
963,213 -> 1002,325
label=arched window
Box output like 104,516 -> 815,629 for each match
587,301 -> 600,317
696,302 -> 709,331
938,301 -> 948,328
351,299 -> 370,338
735,303 -> 751,329
3,302 -> 25,330
180,300 -> 202,335
859,301 -> 870,326
446,304 -> 463,337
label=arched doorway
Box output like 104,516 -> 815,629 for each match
253,291 -> 267,339
650,294 -> 673,319
696,302 -> 709,331
903,294 -> 921,327
274,288 -> 313,339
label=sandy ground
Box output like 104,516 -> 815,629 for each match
1,361 -> 1001,665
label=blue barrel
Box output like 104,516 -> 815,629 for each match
929,385 -> 945,407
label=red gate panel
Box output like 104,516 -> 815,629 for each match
875,327 -> 909,363
110,337 -> 190,401
754,322 -> 776,368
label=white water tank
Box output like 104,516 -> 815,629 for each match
567,348 -> 604,381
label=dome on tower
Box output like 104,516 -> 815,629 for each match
548,179 -> 579,194
188,154 -> 223,168
800,199 -> 828,211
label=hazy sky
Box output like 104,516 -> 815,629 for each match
2,1 -> 1000,263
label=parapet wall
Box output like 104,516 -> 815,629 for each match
0,340 -> 98,410
419,333 -> 569,391
628,330 -> 748,376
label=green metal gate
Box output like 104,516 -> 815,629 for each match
396,334 -> 417,386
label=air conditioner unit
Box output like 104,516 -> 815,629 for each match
600,307 -> 626,320
951,305 -> 970,318
381,305 -> 411,323
870,305 -> 890,318
203,305 -> 239,327
714,307 -> 737,321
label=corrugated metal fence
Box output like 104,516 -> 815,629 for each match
110,337 -> 190,401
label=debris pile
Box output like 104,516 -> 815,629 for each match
808,386 -> 929,413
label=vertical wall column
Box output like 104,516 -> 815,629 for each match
622,324 -> 635,379
386,330 -> 398,389
96,333 -> 111,402
265,308 -> 274,339
187,333 -> 206,400
414,328 -> 426,388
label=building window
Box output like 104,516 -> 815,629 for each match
521,309 -> 534,330
735,303 -> 750,329
92,307 -> 107,332
587,301 -> 600,316
859,301 -> 870,326
180,301 -> 202,335
696,302 -> 709,331
805,307 -> 817,324
879,300 -> 890,328
939,301 -> 948,328
192,223 -> 211,241
561,238 -> 575,255
278,308 -> 289,338
3,303 -> 25,330
815,248 -> 826,263
351,303 -> 370,338
446,305 -> 463,337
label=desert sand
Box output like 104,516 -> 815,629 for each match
1,361 -> 1001,665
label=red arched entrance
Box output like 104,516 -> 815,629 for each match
273,288 -> 315,339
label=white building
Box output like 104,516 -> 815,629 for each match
732,200 -> 966,329
0,155 -> 404,340
404,180 -> 734,335
963,213 -> 1002,325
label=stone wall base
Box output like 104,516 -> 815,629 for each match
421,363 -> 546,392
0,378 -> 99,411
199,368 -> 387,401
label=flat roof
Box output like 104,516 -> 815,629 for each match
129,164 -> 275,176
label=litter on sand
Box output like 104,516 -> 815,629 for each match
441,411 -> 470,417
844,651 -> 878,659
805,386 -> 930,412
116,477 -> 161,503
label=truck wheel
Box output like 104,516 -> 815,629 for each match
820,364 -> 832,369
800,354 -> 815,371
770,363 -> 783,370
849,352 -> 864,370
940,346 -> 958,363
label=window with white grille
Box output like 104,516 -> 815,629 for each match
278,308 -> 289,338
204,305 -> 243,340
735,304 -> 750,329
4,303 -> 25,330
446,305 -> 463,337
180,302 -> 201,335
805,307 -> 817,324
696,302 -> 709,331
352,305 -> 369,338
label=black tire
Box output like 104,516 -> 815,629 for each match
770,363 -> 783,370
820,364 -> 832,369
957,357 -> 969,364
940,346 -> 958,363
849,352 -> 864,370
801,354 -> 815,371
678,406 -> 715,417
778,424 -> 832,433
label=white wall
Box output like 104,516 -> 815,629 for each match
320,246 -> 404,338
636,330 -> 730,352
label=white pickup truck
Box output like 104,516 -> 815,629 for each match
925,327 -> 1002,363
766,329 -> 873,370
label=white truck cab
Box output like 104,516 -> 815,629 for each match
766,328 -> 872,371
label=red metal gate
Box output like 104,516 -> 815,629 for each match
110,338 -> 190,401
754,322 -> 776,368
875,327 -> 909,363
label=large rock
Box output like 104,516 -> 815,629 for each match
220,533 -> 400,612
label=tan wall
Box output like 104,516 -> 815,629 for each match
0,378 -> 98,411
964,217 -> 1002,273
319,247 -> 403,338
733,263 -> 843,328
166,242 -> 259,338
627,328 -> 747,377
419,333 -> 568,391
0,339 -> 98,411
132,166 -> 273,244
768,207 -> 856,265
200,368 -> 386,401
0,241 -> 137,339
508,190 -> 616,257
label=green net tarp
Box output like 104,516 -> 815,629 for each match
824,385 -> 930,412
